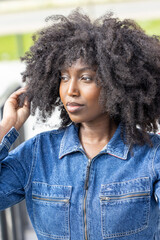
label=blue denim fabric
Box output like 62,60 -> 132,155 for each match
0,123 -> 160,240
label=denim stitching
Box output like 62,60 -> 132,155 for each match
1,162 -> 25,195
32,181 -> 72,189
102,225 -> 148,239
24,136 -> 39,191
2,139 -> 10,150
65,199 -> 70,237
33,205 -> 70,239
3,195 -> 25,209
3,186 -> 24,196
101,177 -> 150,189
59,128 -> 67,158
37,230 -> 69,239
32,184 -> 71,239
36,204 -> 70,238
100,177 -> 150,239
152,143 -> 160,179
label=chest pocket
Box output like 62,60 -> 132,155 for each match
99,177 -> 150,239
32,182 -> 72,240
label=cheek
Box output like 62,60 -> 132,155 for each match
85,88 -> 101,106
59,84 -> 65,103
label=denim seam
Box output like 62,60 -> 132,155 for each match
2,185 -> 24,196
32,183 -> 71,238
152,143 -> 160,179
146,196 -> 150,232
100,197 -> 150,202
148,149 -> 154,180
59,128 -> 67,158
100,179 -> 150,238
24,136 -> 39,191
34,201 -> 70,239
81,187 -> 85,240
2,196 -> 25,210
37,128 -> 64,138
36,227 -> 70,239
2,139 -> 10,150
1,162 -> 25,195
59,126 -> 80,159
66,200 -> 70,238
101,177 -> 149,188
37,230 -> 69,239
32,194 -> 70,199
100,200 -> 105,238
32,181 -> 72,189
101,198 -> 149,238
1,128 -> 19,150
102,225 -> 148,239
13,195 -> 25,204
33,198 -> 70,239
100,190 -> 150,196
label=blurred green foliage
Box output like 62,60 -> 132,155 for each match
0,33 -> 33,61
137,19 -> 160,36
0,19 -> 160,61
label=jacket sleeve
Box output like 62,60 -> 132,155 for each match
0,127 -> 36,210
153,141 -> 160,208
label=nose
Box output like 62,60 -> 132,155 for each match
67,78 -> 80,97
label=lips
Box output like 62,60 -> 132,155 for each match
66,102 -> 84,113
67,102 -> 84,106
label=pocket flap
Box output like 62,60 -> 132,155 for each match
100,177 -> 150,196
32,182 -> 72,199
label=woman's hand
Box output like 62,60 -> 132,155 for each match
0,88 -> 30,137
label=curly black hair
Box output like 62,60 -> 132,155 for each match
21,9 -> 160,146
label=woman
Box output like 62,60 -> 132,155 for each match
0,10 -> 160,240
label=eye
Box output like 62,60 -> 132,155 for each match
60,75 -> 69,82
81,75 -> 93,82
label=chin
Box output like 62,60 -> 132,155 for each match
69,118 -> 82,124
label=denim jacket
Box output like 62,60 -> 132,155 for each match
0,123 -> 160,240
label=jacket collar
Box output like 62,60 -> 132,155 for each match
59,123 -> 130,160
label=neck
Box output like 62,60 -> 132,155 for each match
79,114 -> 118,145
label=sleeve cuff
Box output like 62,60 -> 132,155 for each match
0,127 -> 19,159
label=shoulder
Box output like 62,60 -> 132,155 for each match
147,133 -> 160,178
35,125 -> 69,143
132,132 -> 160,158
150,132 -> 160,148
30,125 -> 69,146
36,127 -> 66,138
142,132 -> 160,161
10,125 -> 70,155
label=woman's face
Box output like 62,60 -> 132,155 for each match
59,58 -> 104,124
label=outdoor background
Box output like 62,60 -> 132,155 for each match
0,0 -> 160,239
0,0 -> 160,139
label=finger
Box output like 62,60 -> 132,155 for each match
18,93 -> 26,107
23,96 -> 30,108
9,87 -> 27,99
8,88 -> 28,108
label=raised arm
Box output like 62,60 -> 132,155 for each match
0,88 -> 30,142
